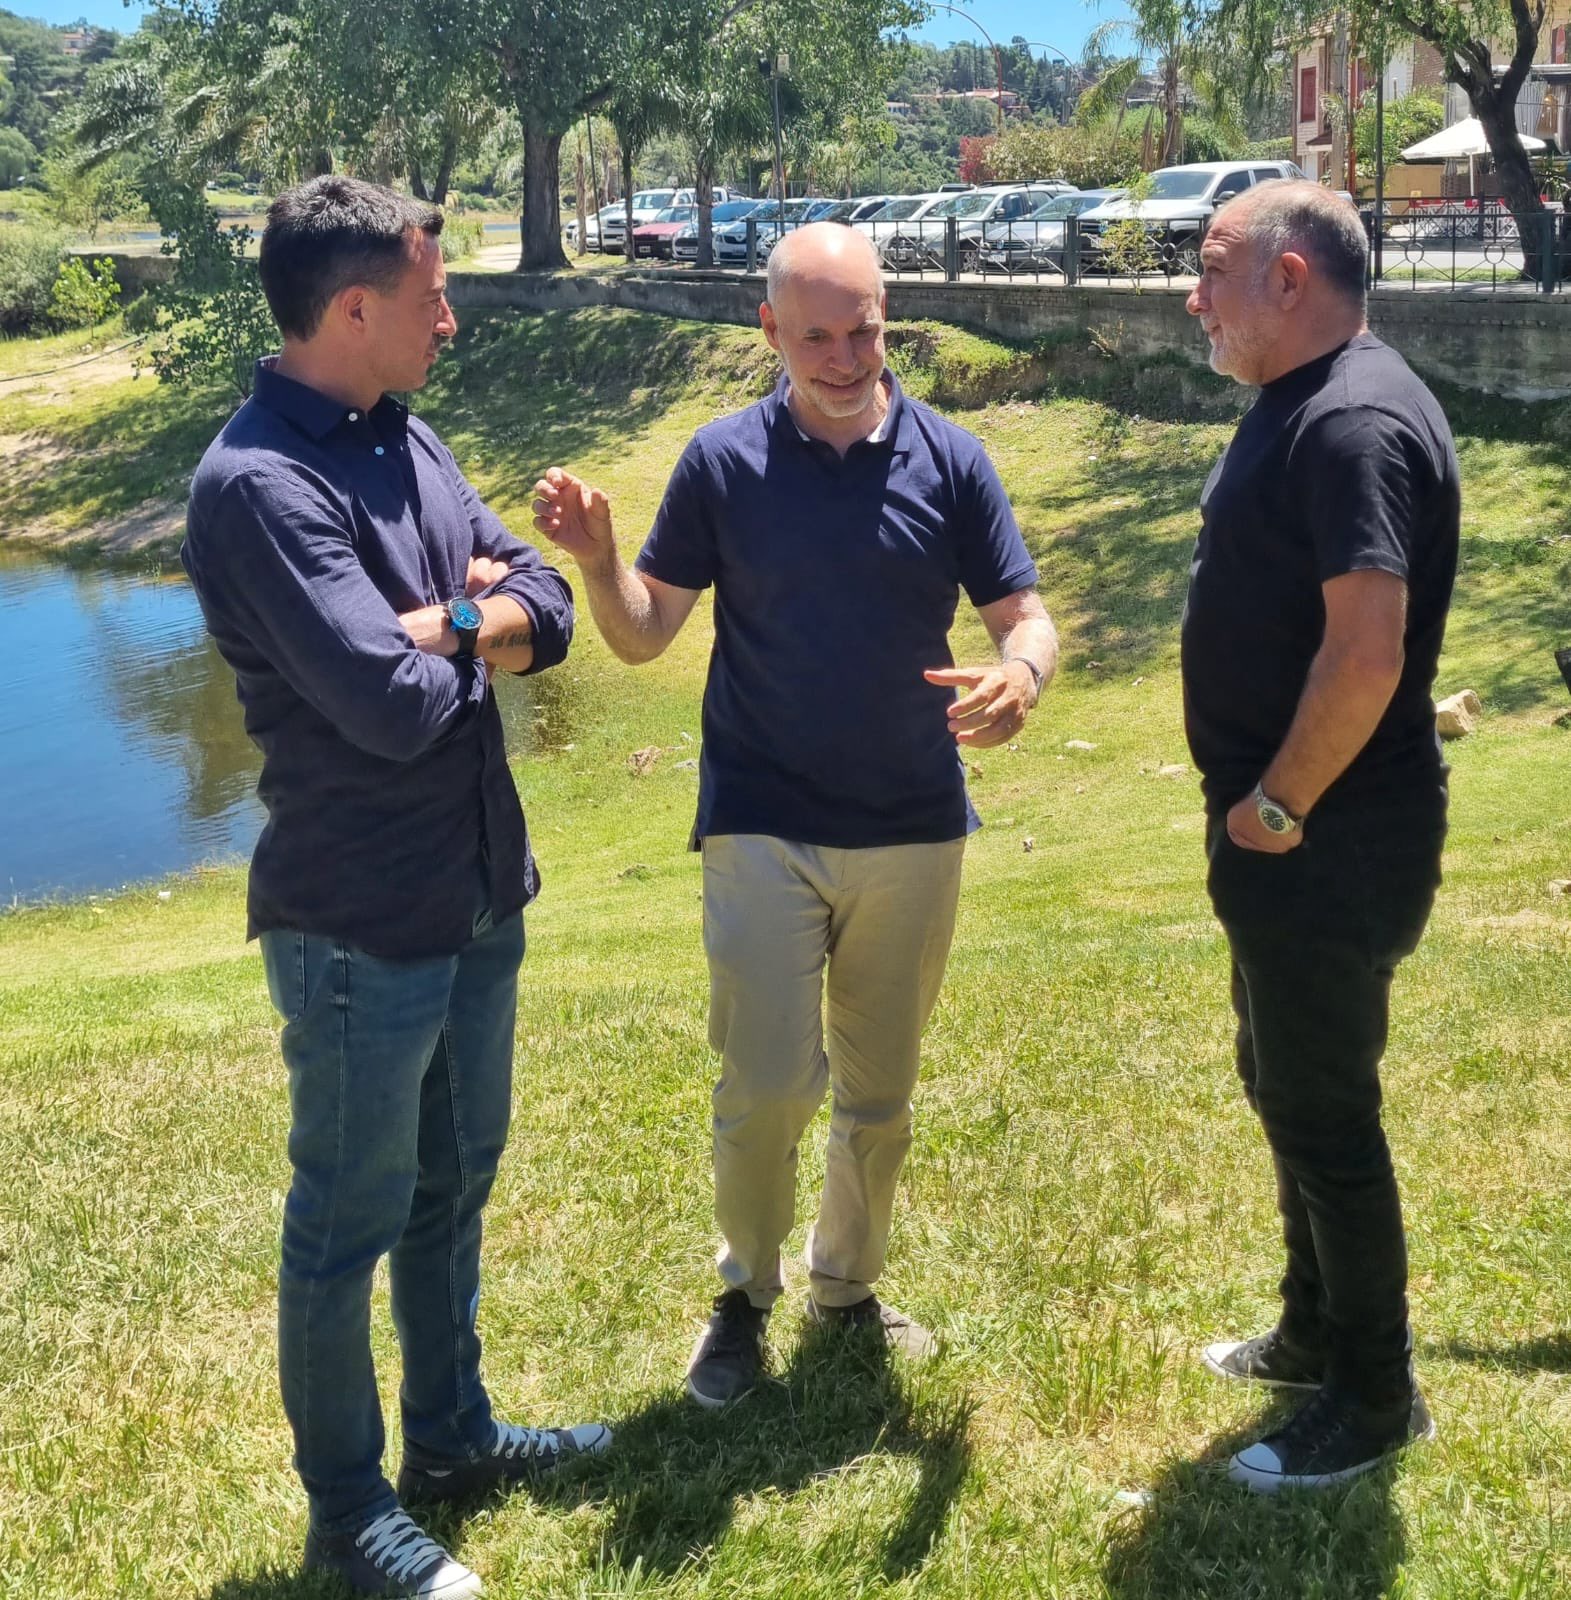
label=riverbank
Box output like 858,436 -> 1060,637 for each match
2,307 -> 1569,1595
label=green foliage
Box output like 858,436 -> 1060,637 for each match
0,218 -> 65,331
141,187 -> 275,398
41,152 -> 143,240
1355,86 -> 1444,182
47,255 -> 121,328
986,122 -> 1147,190
1180,113 -> 1245,163
1243,136 -> 1293,160
438,214 -> 485,263
0,125 -> 37,189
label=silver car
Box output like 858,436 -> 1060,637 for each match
977,190 -> 1124,275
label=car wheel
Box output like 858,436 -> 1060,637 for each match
958,240 -> 982,274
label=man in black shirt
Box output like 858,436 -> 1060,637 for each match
1180,181 -> 1459,1492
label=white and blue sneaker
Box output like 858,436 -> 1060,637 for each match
397,1418 -> 612,1507
305,1507 -> 482,1597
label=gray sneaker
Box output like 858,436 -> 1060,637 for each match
807,1294 -> 937,1359
686,1289 -> 770,1408
397,1419 -> 613,1507
304,1507 -> 482,1598
1203,1329 -> 1325,1390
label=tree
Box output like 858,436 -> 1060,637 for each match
0,126 -> 36,188
1217,0 -> 1556,270
1353,85 -> 1443,187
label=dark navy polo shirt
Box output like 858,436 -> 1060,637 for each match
636,373 -> 1038,849
182,358 -> 574,959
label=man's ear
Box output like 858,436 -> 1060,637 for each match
331,283 -> 371,337
1277,250 -> 1310,306
759,300 -> 781,352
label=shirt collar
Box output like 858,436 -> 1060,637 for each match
770,369 -> 910,456
252,356 -> 410,443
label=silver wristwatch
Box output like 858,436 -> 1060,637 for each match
1253,782 -> 1302,836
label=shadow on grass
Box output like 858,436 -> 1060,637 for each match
471,1321 -> 970,1581
1431,1332 -> 1571,1374
1029,437 -> 1207,672
1102,1400 -> 1407,1600
204,1327 -> 973,1598
417,308 -> 777,509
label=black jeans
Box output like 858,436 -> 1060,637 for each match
1205,789 -> 1445,1414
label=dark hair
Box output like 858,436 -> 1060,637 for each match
258,175 -> 444,340
1228,179 -> 1368,307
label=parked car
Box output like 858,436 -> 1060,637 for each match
671,199 -> 764,261
564,202 -> 618,251
977,189 -> 1123,275
713,196 -> 818,263
630,205 -> 698,259
1076,160 -> 1310,273
601,187 -> 739,253
856,192 -> 957,265
884,183 -> 1074,272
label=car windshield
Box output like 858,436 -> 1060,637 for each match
712,200 -> 757,222
1030,195 -> 1082,219
816,201 -> 857,222
935,191 -> 1001,219
870,197 -> 923,221
635,190 -> 675,209
649,207 -> 689,223
1145,171 -> 1218,200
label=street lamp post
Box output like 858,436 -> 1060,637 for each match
1022,41 -> 1076,127
929,1 -> 1006,136
758,51 -> 790,231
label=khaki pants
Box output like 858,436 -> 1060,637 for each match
701,833 -> 965,1311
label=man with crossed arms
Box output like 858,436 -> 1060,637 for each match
533,223 -> 1057,1406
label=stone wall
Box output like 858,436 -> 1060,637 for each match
447,266 -> 1571,402
69,249 -> 176,294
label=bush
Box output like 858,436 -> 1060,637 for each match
141,184 -> 276,397
47,256 -> 121,328
0,221 -> 66,332
210,171 -> 249,191
439,215 -> 485,263
986,122 -> 1147,190
0,128 -> 38,191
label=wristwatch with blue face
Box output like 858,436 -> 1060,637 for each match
445,596 -> 483,657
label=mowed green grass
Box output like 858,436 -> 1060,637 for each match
1,309 -> 1569,1599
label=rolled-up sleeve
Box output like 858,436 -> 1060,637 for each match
195,467 -> 488,763
448,452 -> 576,673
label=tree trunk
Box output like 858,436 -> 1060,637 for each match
623,145 -> 635,259
431,131 -> 457,208
695,146 -> 715,270
410,158 -> 430,202
574,144 -> 588,258
520,115 -> 568,272
1473,84 -> 1549,277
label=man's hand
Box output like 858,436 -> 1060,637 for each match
466,556 -> 512,597
1225,791 -> 1304,854
398,604 -> 456,656
532,467 -> 616,576
924,661 -> 1039,748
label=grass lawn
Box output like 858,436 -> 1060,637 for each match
1,309 -> 1568,1599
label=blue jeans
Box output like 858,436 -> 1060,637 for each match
260,900 -> 524,1536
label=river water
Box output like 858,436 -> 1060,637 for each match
0,551 -> 549,906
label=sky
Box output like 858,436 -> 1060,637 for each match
21,0 -> 1139,61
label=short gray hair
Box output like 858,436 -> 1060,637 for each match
765,221 -> 884,306
1223,179 -> 1368,309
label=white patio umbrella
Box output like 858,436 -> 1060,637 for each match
1401,117 -> 1545,160
1401,117 -> 1546,200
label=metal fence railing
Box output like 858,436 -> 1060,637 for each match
665,200 -> 1571,294
1362,200 -> 1568,293
736,214 -> 1217,287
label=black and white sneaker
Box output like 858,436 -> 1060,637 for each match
1228,1387 -> 1437,1494
304,1507 -> 482,1598
686,1289 -> 769,1408
397,1419 -> 612,1507
1203,1329 -> 1324,1390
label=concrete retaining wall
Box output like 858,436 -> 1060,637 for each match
448,266 -> 1571,402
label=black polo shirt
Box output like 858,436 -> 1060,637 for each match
1181,334 -> 1460,816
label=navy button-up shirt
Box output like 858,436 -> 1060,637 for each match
182,358 -> 574,959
